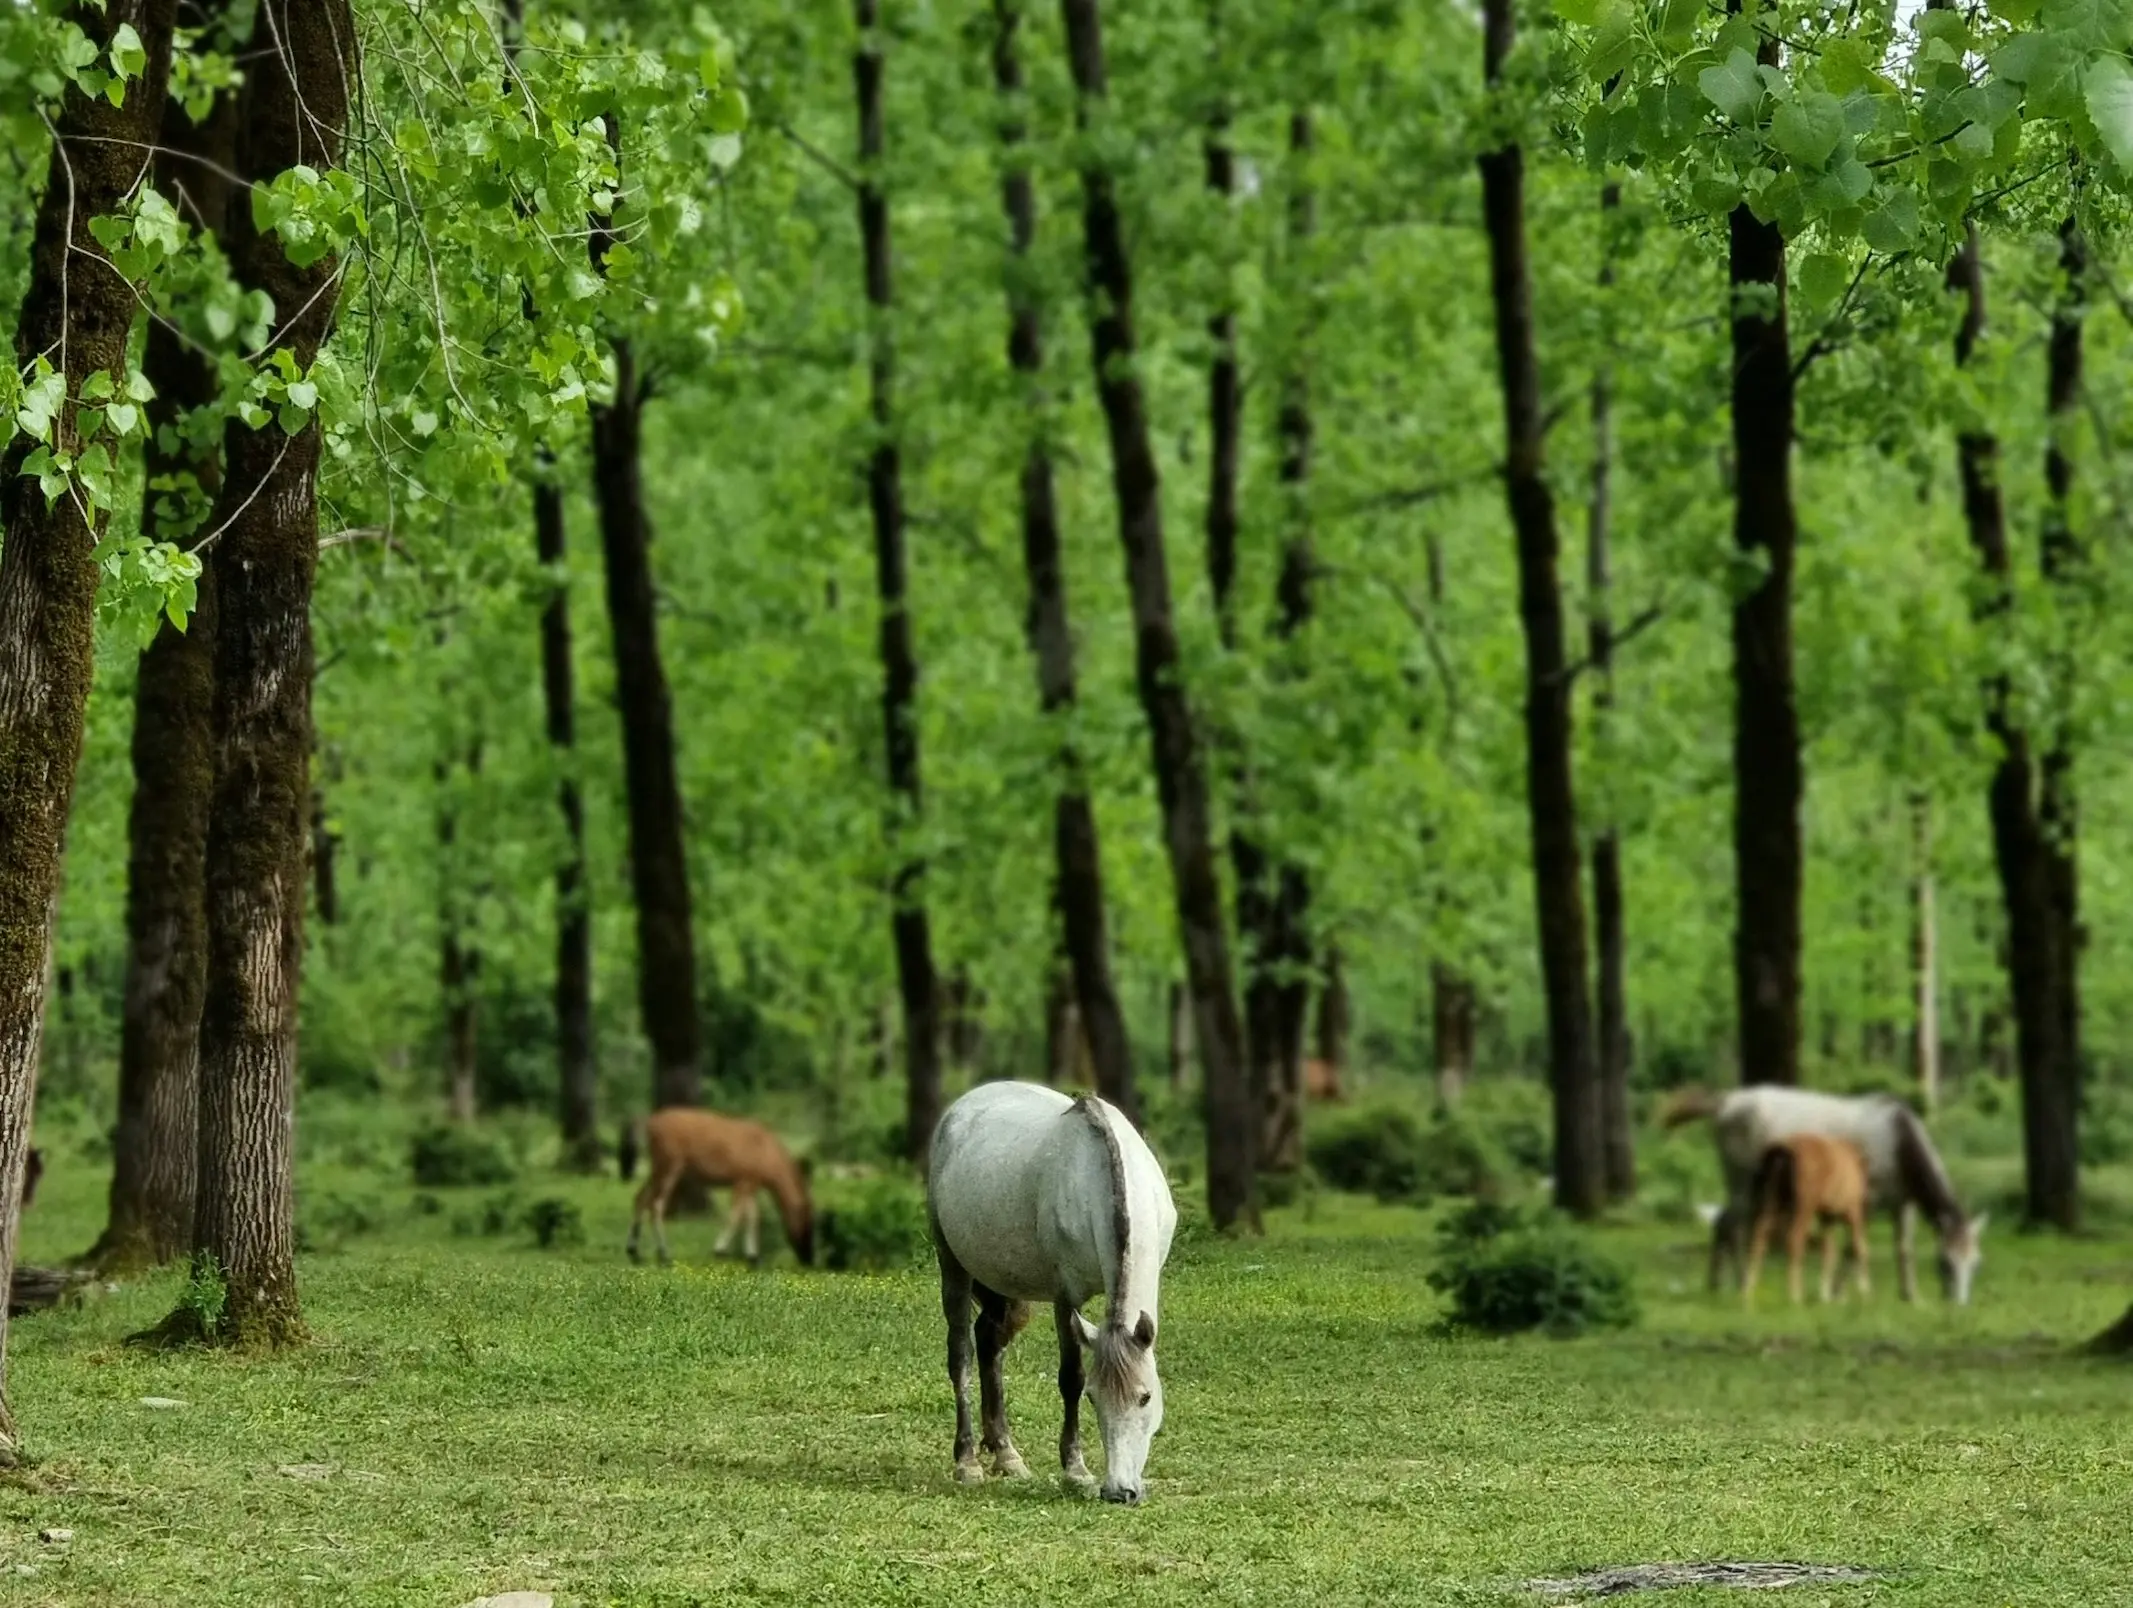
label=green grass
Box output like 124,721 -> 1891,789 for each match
5,1135 -> 2133,1606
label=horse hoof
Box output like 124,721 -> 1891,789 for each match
953,1461 -> 985,1486
1061,1467 -> 1096,1496
992,1452 -> 1030,1479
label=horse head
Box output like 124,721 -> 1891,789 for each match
1936,1210 -> 1988,1304
1070,1307 -> 1162,1504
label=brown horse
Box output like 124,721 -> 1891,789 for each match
1742,1133 -> 1871,1307
1302,1058 -> 1345,1103
621,1108 -> 814,1267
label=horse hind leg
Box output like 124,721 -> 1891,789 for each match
934,1224 -> 983,1486
1054,1300 -> 1094,1489
975,1283 -> 1032,1478
1819,1220 -> 1840,1303
650,1161 -> 682,1265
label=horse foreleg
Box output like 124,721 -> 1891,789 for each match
974,1285 -> 1031,1478
936,1234 -> 982,1485
1055,1300 -> 1093,1488
1742,1210 -> 1775,1309
1895,1200 -> 1917,1303
1850,1208 -> 1871,1298
650,1163 -> 680,1265
1819,1221 -> 1840,1303
1787,1212 -> 1810,1305
627,1178 -> 654,1262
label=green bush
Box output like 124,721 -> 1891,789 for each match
410,1124 -> 517,1188
297,1189 -> 386,1253
818,1176 -> 931,1273
1428,1207 -> 1637,1337
1456,1079 -> 1552,1176
1306,1101 -> 1514,1204
523,1196 -> 585,1249
450,1190 -> 523,1238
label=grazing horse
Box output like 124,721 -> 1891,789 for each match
1742,1133 -> 1871,1306
1663,1085 -> 1987,1303
621,1108 -> 815,1267
927,1081 -> 1177,1505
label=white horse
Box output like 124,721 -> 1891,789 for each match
1664,1085 -> 1988,1303
926,1081 -> 1177,1505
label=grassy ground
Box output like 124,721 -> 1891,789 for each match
4,1127 -> 2131,1606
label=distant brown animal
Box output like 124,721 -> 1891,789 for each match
1303,1058 -> 1344,1103
1742,1133 -> 1871,1307
621,1108 -> 814,1267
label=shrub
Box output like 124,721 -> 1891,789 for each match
818,1176 -> 931,1273
2081,1082 -> 2133,1168
1457,1079 -> 1551,1177
1307,1101 -> 1513,1204
298,1189 -> 386,1253
1428,1208 -> 1637,1337
450,1190 -> 523,1238
523,1196 -> 585,1249
410,1124 -> 517,1188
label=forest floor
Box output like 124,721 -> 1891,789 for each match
4,1130 -> 2132,1607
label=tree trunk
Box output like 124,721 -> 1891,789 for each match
1477,0 -> 1603,1218
1433,962 -> 1475,1107
589,341 -> 703,1112
854,0 -> 945,1162
1909,795 -> 1940,1114
1588,179 -> 1633,1202
1314,941 -> 1350,1072
1043,965 -> 1079,1087
93,18 -> 233,1273
436,742 -> 481,1123
1167,980 -> 1192,1093
175,0 -> 355,1351
1946,225 -> 2079,1229
1060,0 -> 1255,1231
309,781 -> 340,925
2040,213 -> 2084,1123
1204,111 -> 1241,632
537,473 -> 599,1167
1727,37 -> 1803,1092
0,2 -> 180,1441
992,0 -> 1137,1123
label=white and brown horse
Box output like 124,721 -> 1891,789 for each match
1665,1085 -> 1986,1303
927,1081 -> 1176,1505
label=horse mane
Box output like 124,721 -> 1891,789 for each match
1890,1102 -> 1964,1230
1071,1094 -> 1131,1280
1088,1319 -> 1140,1401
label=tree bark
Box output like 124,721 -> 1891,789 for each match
538,473 -> 599,1168
1727,36 -> 1803,1092
1060,0 -> 1255,1229
854,0 -> 945,1162
1314,940 -> 1350,1072
176,0 -> 355,1351
589,340 -> 703,1112
1205,112 -> 1241,636
1911,792 -> 1940,1114
0,2 -> 179,1439
1588,179 -> 1634,1202
992,0 -> 1137,1123
93,17 -> 234,1272
1477,0 -> 1603,1218
2040,213 -> 2084,1118
1946,225 -> 2079,1230
1432,962 -> 1475,1108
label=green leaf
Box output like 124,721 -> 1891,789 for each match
1771,91 -> 1844,168
1861,188 -> 1920,252
2083,54 -> 2133,168
1821,39 -> 1877,95
1699,48 -> 1763,123
80,370 -> 116,403
1798,252 -> 1850,305
1655,0 -> 1700,45
285,380 -> 319,411
108,22 -> 146,82
1556,0 -> 1602,24
707,84 -> 749,135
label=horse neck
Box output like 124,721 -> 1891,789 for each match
760,1153 -> 809,1234
1891,1106 -> 1964,1233
1077,1099 -> 1141,1318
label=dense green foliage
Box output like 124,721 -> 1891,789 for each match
1427,1201 -> 1640,1335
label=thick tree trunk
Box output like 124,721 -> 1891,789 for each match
1433,962 -> 1475,1107
94,23 -> 234,1272
1061,0 -> 1255,1229
589,340 -> 703,1112
855,0 -> 945,1162
993,0 -> 1137,1122
1588,180 -> 1634,1202
1477,0 -> 1603,1217
0,1 -> 179,1439
1946,226 -> 2079,1229
176,0 -> 355,1351
1911,793 -> 1940,1114
537,475 -> 599,1168
1727,40 -> 1803,1091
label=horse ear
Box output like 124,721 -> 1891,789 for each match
1068,1309 -> 1100,1349
1132,1311 -> 1156,1349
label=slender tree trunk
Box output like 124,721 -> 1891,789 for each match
1945,225 -> 2079,1229
1167,980 -> 1192,1093
0,4 -> 179,1437
309,779 -> 340,924
992,0 -> 1137,1122
1911,793 -> 1940,1114
1433,961 -> 1474,1107
853,0 -> 945,1161
172,0 -> 354,1350
1728,35 -> 1803,1091
1043,965 -> 1078,1086
1204,111 -> 1241,629
1314,941 -> 1350,1072
1477,0 -> 1603,1217
537,474 -> 599,1167
1061,0 -> 1254,1228
2040,213 -> 2084,1116
437,743 -> 481,1123
93,19 -> 233,1272
1588,180 -> 1633,1201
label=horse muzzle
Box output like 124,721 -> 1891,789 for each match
1100,1483 -> 1144,1506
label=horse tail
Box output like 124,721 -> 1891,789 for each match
1751,1141 -> 1796,1218
1658,1086 -> 1721,1131
618,1116 -> 647,1182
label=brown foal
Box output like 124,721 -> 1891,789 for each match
1743,1133 -> 1871,1306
